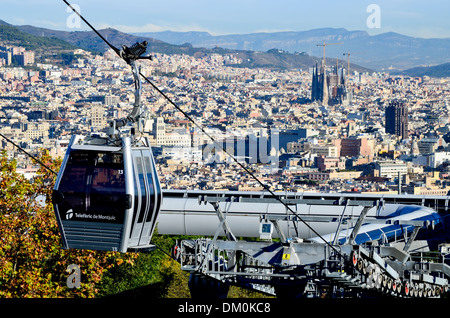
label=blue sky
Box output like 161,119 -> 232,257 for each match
1,0 -> 449,38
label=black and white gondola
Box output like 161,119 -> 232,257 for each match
52,40 -> 162,252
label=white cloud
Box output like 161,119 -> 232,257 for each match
32,19 -> 64,29
95,22 -> 214,34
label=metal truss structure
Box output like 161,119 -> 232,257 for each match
172,195 -> 450,298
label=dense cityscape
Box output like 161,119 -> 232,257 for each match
1,43 -> 450,196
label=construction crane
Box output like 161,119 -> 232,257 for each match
317,41 -> 343,66
343,51 -> 365,82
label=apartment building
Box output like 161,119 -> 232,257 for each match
374,160 -> 408,178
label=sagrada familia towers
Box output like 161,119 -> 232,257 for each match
311,61 -> 351,106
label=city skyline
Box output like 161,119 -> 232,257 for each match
1,0 -> 450,39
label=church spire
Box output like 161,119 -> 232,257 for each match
322,66 -> 328,106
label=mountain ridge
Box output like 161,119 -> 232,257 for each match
0,20 -> 371,73
135,28 -> 450,72
0,22 -> 79,54
399,62 -> 450,78
1,19 -> 449,76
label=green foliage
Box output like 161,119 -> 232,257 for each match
228,286 -> 273,298
0,25 -> 78,52
96,232 -> 191,298
401,62 -> 450,78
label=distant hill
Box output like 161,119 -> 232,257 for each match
6,21 -> 370,72
137,28 -> 366,53
136,28 -> 450,71
400,62 -> 450,78
3,19 -> 449,77
16,23 -> 174,55
2,18 -> 449,73
0,22 -> 78,53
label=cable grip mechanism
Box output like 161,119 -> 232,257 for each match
109,41 -> 152,139
120,41 -> 152,64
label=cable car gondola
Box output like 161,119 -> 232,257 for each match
52,41 -> 162,252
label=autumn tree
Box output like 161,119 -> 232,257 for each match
0,150 -> 136,297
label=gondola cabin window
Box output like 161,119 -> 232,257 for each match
56,150 -> 127,224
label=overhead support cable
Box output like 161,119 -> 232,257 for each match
0,132 -> 58,176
